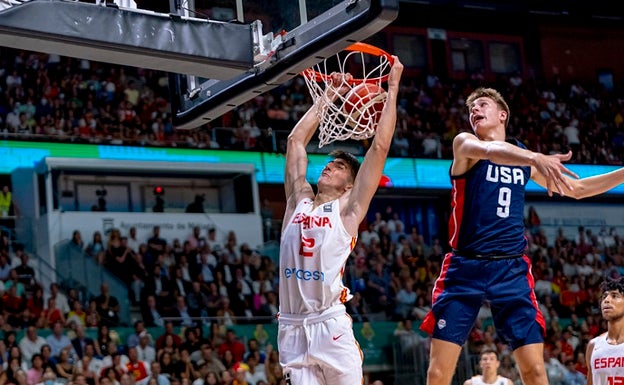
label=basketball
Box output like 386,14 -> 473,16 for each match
342,83 -> 387,130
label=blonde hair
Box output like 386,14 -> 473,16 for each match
466,87 -> 510,127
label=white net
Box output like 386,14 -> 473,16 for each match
302,43 -> 392,148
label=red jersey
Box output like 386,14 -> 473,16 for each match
126,361 -> 148,381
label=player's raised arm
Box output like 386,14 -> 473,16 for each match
283,73 -> 352,225
343,56 -> 403,231
283,102 -> 318,204
532,162 -> 624,199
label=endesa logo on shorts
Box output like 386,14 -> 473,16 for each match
284,267 -> 325,281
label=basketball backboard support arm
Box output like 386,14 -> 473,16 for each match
172,0 -> 400,130
0,0 -> 255,80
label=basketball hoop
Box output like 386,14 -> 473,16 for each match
301,42 -> 394,147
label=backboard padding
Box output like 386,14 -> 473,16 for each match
0,0 -> 255,80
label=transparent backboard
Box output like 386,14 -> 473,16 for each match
131,0 -> 344,32
0,0 -> 398,129
166,0 -> 399,129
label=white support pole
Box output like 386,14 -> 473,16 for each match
299,0 -> 308,24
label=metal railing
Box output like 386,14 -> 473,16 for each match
393,335 -> 478,385
54,239 -> 131,325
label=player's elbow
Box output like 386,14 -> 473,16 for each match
286,132 -> 306,150
565,183 -> 589,200
370,138 -> 391,155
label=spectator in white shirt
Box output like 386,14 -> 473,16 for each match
136,332 -> 156,365
126,227 -> 141,253
245,352 -> 268,385
359,222 -> 380,247
19,326 -> 47,368
44,283 -> 70,316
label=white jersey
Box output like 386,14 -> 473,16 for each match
469,375 -> 509,385
279,198 -> 355,315
589,333 -> 624,385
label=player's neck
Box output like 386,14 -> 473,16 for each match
314,190 -> 343,208
607,321 -> 624,344
481,372 -> 498,384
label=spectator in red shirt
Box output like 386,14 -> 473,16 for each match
125,347 -> 149,384
155,321 -> 182,351
217,329 -> 245,363
38,298 -> 65,329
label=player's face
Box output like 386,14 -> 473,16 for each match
479,353 -> 499,372
468,97 -> 506,138
318,158 -> 354,192
601,290 -> 624,321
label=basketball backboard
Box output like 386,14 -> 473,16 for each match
169,0 -> 400,129
0,0 -> 398,129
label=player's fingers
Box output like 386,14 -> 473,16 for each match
330,72 -> 343,87
555,179 -> 566,196
545,178 -> 553,197
555,150 -> 573,161
561,165 -> 579,180
550,166 -> 573,193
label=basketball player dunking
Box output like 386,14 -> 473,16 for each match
277,57 -> 403,385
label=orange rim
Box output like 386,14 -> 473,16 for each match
302,42 -> 394,84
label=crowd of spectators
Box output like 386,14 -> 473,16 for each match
1,46 -> 624,385
1,47 -> 624,164
0,316 -> 281,385
3,200 -> 621,385
1,228 -> 283,385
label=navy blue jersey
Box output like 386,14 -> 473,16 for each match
449,140 -> 531,256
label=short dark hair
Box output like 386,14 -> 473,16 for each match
479,348 -> 499,360
329,150 -> 360,181
600,276 -> 624,295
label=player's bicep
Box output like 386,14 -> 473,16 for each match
585,340 -> 595,385
453,132 -> 489,160
284,142 -> 309,199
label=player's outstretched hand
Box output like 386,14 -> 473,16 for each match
534,150 -> 578,196
325,72 -> 353,102
387,56 -> 403,91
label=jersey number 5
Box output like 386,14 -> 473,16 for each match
299,236 -> 315,257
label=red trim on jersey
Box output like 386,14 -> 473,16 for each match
448,179 -> 465,249
420,252 -> 453,334
523,254 -> 547,335
350,237 -> 356,250
339,287 -> 348,303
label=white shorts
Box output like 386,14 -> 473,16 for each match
278,305 -> 363,385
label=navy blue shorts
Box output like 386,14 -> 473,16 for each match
420,252 -> 546,350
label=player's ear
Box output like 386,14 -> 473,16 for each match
499,109 -> 508,124
344,182 -> 354,192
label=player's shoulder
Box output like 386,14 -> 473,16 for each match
453,131 -> 477,145
500,376 -> 514,385
505,137 -> 526,149
588,332 -> 607,345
